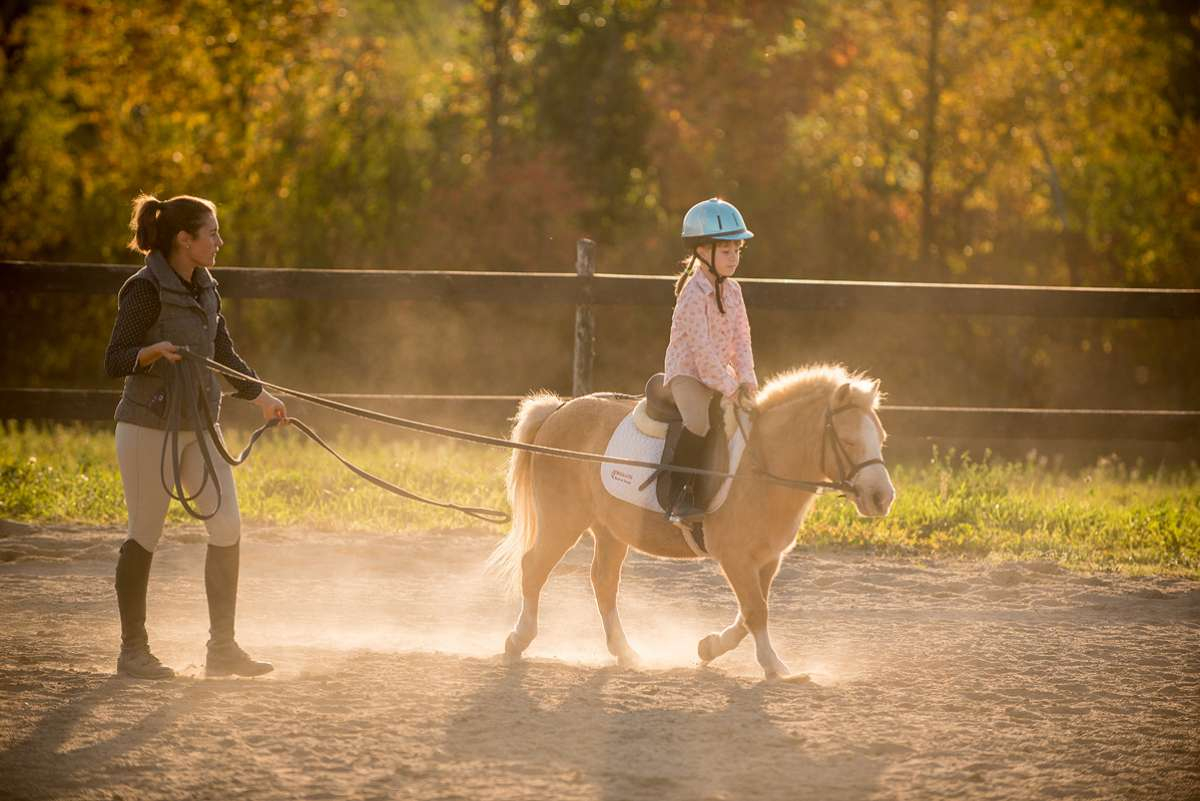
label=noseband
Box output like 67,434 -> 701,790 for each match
822,404 -> 886,485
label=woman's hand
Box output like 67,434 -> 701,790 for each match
253,390 -> 288,425
136,341 -> 181,367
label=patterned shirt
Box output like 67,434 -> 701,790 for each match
103,276 -> 263,400
664,269 -> 757,398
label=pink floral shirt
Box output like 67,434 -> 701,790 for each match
664,270 -> 757,398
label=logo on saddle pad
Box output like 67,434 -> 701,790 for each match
609,469 -> 634,485
600,398 -> 750,515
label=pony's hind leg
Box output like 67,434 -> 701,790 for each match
505,515 -> 584,661
590,526 -> 639,667
698,556 -> 781,663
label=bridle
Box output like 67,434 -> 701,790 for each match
822,403 -> 887,485
739,398 -> 886,497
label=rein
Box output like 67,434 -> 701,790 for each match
163,355 -> 511,524
159,352 -> 228,521
168,349 -> 862,524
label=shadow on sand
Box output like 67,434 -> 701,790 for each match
439,657 -> 885,801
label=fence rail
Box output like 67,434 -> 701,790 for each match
4,260 -> 1199,317
3,389 -> 1197,442
3,253 -> 1199,442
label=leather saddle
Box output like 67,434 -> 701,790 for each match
642,373 -> 733,514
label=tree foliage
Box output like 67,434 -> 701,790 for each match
1,0 -> 1196,410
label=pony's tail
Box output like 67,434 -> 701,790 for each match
485,391 -> 563,598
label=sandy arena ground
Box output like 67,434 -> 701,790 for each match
0,520 -> 1197,801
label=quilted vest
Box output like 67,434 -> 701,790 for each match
113,251 -> 223,430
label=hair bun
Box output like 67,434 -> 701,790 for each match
126,193 -> 215,256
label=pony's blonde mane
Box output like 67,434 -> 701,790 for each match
756,363 -> 883,414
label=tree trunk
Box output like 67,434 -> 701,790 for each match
920,0 -> 942,276
1034,128 -> 1081,287
484,0 -> 509,164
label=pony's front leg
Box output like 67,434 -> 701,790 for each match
698,613 -> 747,663
699,557 -> 781,663
720,559 -> 791,680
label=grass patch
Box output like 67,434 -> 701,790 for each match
0,422 -> 508,534
802,448 -> 1200,576
2,424 -> 1197,576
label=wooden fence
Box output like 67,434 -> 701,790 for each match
3,249 -> 1199,443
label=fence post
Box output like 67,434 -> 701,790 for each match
572,238 -> 596,397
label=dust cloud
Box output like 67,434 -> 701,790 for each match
1,524 -> 1197,800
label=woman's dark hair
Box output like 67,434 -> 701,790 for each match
127,193 -> 216,255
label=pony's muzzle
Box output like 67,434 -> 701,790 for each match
870,487 -> 895,516
852,469 -> 895,517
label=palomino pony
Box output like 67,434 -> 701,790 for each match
489,364 -> 896,680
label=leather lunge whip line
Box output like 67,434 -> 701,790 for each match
166,348 -> 858,524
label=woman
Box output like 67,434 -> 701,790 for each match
104,193 -> 286,679
662,197 -> 758,523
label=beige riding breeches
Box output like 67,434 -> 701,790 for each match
115,422 -> 241,552
668,375 -> 716,438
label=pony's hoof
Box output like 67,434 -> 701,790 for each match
616,650 -> 641,669
697,634 -> 721,663
762,660 -> 793,681
503,633 -> 526,662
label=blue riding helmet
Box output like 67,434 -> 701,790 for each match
680,197 -> 754,242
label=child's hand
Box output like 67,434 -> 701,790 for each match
735,384 -> 757,411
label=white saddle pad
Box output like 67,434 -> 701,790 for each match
600,398 -> 750,514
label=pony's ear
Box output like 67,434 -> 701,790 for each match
834,382 -> 851,406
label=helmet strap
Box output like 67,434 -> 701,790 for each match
693,243 -> 727,314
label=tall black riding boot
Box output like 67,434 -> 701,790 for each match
204,543 -> 273,677
667,428 -> 708,524
114,539 -> 174,679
